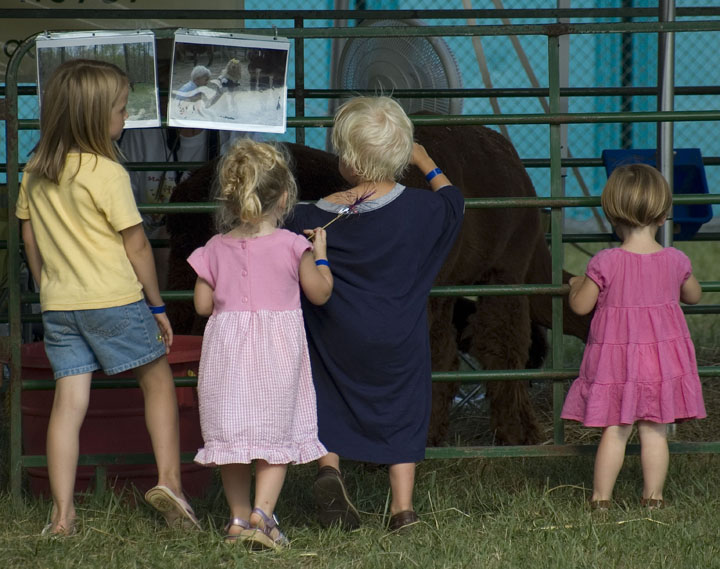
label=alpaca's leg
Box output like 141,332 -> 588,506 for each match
427,297 -> 459,446
469,293 -> 542,445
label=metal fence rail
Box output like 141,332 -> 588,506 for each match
3,9 -> 720,499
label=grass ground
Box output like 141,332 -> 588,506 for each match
2,455 -> 720,568
2,240 -> 720,568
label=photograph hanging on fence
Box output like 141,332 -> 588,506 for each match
168,30 -> 289,133
35,31 -> 159,128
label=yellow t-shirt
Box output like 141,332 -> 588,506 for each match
16,153 -> 144,311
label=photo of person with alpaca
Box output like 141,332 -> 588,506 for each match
17,59 -> 199,536
188,139 -> 332,550
178,65 -> 211,94
284,96 -> 465,533
561,163 -> 705,511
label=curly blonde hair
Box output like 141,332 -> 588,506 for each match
215,138 -> 297,234
331,96 -> 414,184
601,163 -> 672,229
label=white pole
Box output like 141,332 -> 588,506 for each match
658,0 -> 676,248
658,0 -> 677,438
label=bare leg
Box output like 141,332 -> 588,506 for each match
46,372 -> 92,535
138,357 -> 201,528
136,356 -> 182,495
592,424 -> 633,502
638,421 -> 669,501
220,463 -> 252,538
388,462 -> 416,514
251,460 -> 288,523
317,452 -> 339,471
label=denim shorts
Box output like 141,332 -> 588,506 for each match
42,299 -> 167,380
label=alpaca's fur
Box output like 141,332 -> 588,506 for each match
166,123 -> 591,445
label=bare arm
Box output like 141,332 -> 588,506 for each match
21,219 -> 43,286
411,143 -> 453,191
680,274 -> 702,305
120,223 -> 173,349
299,227 -> 333,305
193,277 -> 215,316
567,275 -> 600,316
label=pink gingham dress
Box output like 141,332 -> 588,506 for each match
561,247 -> 706,427
187,230 -> 327,465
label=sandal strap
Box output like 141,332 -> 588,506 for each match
251,508 -> 288,546
225,517 -> 250,531
251,508 -> 276,529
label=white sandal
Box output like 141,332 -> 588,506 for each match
145,485 -> 201,530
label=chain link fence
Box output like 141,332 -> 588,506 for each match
7,2 -> 720,228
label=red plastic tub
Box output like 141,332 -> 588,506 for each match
21,335 -> 211,497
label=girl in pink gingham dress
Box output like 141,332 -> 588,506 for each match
188,139 -> 332,549
561,163 -> 705,512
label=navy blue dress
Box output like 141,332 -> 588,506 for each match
285,183 -> 464,463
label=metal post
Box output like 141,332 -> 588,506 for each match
621,0 -> 634,148
658,1 -> 676,438
327,0 -> 350,152
294,17 -> 305,146
657,0 -> 675,247
5,37 -> 31,501
548,35 -> 565,445
558,0 -> 570,192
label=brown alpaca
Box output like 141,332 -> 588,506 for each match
166,124 -> 591,446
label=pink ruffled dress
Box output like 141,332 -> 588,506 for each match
561,247 -> 706,427
187,230 -> 327,465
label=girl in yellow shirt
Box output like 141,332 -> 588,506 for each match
18,58 -> 199,536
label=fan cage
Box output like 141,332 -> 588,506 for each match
334,19 -> 464,116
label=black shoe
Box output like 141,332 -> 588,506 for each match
388,510 -> 420,533
313,466 -> 361,530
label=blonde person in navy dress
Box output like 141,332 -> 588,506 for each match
561,164 -> 705,511
285,96 -> 464,533
188,140 -> 332,550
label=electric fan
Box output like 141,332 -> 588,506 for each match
333,19 -> 463,116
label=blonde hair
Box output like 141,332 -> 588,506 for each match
331,96 -> 414,183
220,59 -> 242,82
601,163 -> 672,229
215,139 -> 297,234
24,59 -> 129,184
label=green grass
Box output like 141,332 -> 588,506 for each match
2,240 -> 720,567
2,456 -> 720,568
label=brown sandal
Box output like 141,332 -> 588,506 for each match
641,498 -> 665,510
589,500 -> 611,511
388,510 -> 420,532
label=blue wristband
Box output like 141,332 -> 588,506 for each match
148,304 -> 166,314
315,259 -> 330,267
425,168 -> 442,182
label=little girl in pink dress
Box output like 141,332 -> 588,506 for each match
561,163 -> 705,511
188,139 -> 332,549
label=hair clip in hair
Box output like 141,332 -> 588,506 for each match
308,189 -> 375,241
